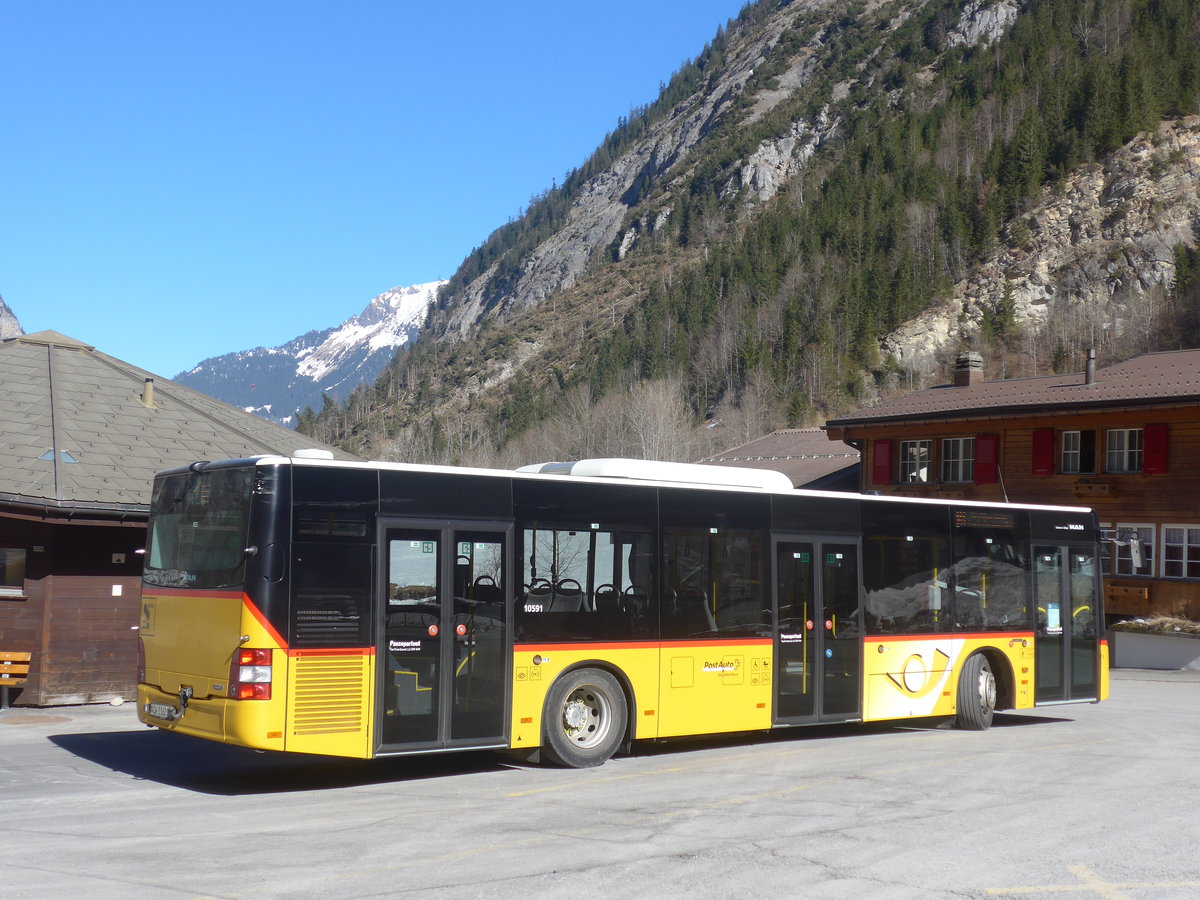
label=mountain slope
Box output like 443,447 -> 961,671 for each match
0,295 -> 22,340
885,117 -> 1200,374
177,281 -> 443,425
304,0 -> 1200,462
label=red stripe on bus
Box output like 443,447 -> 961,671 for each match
242,594 -> 288,650
286,647 -> 375,657
515,642 -> 656,653
863,632 -> 1035,644
514,639 -> 774,653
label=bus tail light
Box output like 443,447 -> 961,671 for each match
136,637 -> 146,684
230,648 -> 272,700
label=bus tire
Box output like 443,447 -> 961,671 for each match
541,668 -> 627,768
955,652 -> 996,730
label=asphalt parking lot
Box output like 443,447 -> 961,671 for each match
2,669 -> 1199,899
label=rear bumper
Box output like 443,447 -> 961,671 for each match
138,684 -> 286,752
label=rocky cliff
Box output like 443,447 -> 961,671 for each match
437,0 -> 1029,344
885,118 -> 1200,374
440,0 -> 844,337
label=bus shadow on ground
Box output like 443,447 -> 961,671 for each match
48,729 -> 512,795
991,711 -> 1077,727
626,712 -> 1074,760
49,712 -> 1075,792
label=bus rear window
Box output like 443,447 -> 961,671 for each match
144,468 -> 254,589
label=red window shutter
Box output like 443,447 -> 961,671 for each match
1144,424 -> 1168,475
974,433 -> 999,484
1031,428 -> 1054,476
872,439 -> 892,486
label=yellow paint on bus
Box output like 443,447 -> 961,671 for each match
862,633 -> 1037,722
511,639 -> 774,749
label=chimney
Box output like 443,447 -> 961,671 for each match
1085,347 -> 1096,385
954,351 -> 984,387
141,377 -> 156,408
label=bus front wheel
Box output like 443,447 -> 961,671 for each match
955,653 -> 996,730
542,668 -> 627,768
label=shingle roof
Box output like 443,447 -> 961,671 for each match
700,428 -> 860,488
1,331 -> 355,516
826,348 -> 1200,427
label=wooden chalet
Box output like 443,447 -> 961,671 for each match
825,349 -> 1200,622
0,331 -> 352,706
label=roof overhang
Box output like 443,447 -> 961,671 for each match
0,492 -> 148,526
825,395 -> 1200,434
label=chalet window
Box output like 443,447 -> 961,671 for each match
898,440 -> 931,484
940,437 -> 975,483
1105,428 -> 1143,473
1162,526 -> 1200,579
0,547 -> 25,596
1061,430 -> 1096,474
1114,523 -> 1154,577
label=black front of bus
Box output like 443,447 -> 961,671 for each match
137,459 -> 292,750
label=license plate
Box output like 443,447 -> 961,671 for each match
145,702 -> 178,721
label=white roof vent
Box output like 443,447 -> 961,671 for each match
293,448 -> 335,460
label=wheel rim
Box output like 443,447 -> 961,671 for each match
977,664 -> 997,714
560,685 -> 612,749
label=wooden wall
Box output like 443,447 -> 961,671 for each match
39,573 -> 142,704
0,515 -> 145,705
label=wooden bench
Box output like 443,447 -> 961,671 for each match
0,651 -> 30,709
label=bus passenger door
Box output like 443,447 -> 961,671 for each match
774,537 -> 862,724
1034,544 -> 1099,702
378,522 -> 511,753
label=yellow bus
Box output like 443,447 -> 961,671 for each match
137,454 -> 1107,767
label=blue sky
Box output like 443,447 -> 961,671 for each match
3,1 -> 742,378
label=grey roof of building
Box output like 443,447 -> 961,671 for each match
826,348 -> 1200,427
1,331 -> 355,516
700,428 -> 861,488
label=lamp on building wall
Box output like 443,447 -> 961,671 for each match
1102,529 -> 1144,568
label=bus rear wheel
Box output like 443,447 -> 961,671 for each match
955,652 -> 996,730
542,668 -> 627,768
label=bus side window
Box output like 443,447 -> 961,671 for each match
949,511 -> 1032,632
516,527 -> 652,641
660,526 -> 767,639
862,503 -> 952,636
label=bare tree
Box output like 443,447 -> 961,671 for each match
622,377 -> 700,461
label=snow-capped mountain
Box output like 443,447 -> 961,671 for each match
175,281 -> 443,426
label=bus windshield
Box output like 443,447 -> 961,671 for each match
144,467 -> 254,589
